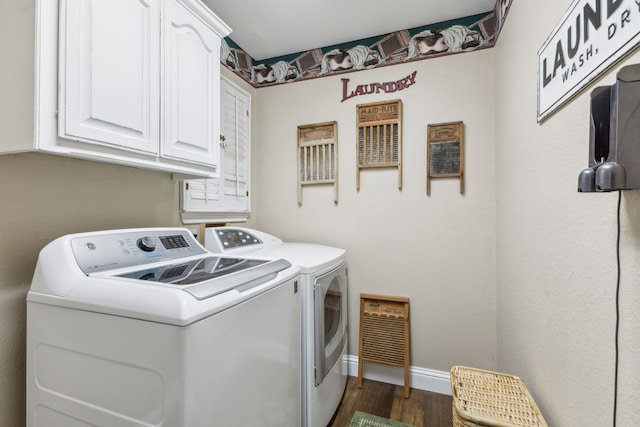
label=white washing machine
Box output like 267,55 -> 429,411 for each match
26,227 -> 302,427
205,227 -> 348,427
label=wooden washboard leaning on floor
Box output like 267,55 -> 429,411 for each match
358,294 -> 410,398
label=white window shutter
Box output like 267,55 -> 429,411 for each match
180,76 -> 251,222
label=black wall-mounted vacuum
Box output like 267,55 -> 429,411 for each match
578,64 -> 640,192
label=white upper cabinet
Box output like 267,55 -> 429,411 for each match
0,0 -> 231,178
59,0 -> 161,154
161,0 -> 221,165
181,76 -> 251,223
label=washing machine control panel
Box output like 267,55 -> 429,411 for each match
71,228 -> 206,274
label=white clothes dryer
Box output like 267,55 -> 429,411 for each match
205,227 -> 348,427
27,227 -> 302,427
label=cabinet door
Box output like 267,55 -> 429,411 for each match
59,0 -> 160,154
181,77 -> 251,222
219,77 -> 251,211
161,0 -> 221,167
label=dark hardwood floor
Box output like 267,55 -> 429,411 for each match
328,376 -> 453,427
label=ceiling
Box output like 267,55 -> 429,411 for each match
201,0 -> 498,61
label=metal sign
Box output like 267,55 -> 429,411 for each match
537,0 -> 640,122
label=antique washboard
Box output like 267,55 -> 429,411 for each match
358,294 -> 410,398
294,48 -> 323,77
356,100 -> 402,190
427,121 -> 464,195
375,30 -> 411,61
297,121 -> 338,205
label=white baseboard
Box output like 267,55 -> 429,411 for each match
343,355 -> 452,396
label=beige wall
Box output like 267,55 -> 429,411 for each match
252,51 -> 498,372
496,0 -> 640,425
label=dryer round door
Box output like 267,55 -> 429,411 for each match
313,262 -> 348,386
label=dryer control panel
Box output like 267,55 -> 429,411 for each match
204,227 -> 284,254
215,229 -> 262,249
71,228 -> 207,274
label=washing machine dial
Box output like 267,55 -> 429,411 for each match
137,236 -> 156,252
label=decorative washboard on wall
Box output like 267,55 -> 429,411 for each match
297,121 -> 338,205
356,99 -> 402,190
426,121 -> 464,195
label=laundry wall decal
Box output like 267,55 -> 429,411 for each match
341,71 -> 417,102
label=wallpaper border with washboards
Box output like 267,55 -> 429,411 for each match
220,0 -> 512,88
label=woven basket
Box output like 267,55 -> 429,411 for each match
450,366 -> 547,427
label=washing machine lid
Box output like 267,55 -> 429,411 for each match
28,227 -> 300,325
112,256 -> 291,300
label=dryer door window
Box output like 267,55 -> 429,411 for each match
313,263 -> 347,386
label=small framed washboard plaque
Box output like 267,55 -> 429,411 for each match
427,121 -> 464,195
356,99 -> 402,190
297,121 -> 338,205
358,294 -> 410,398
